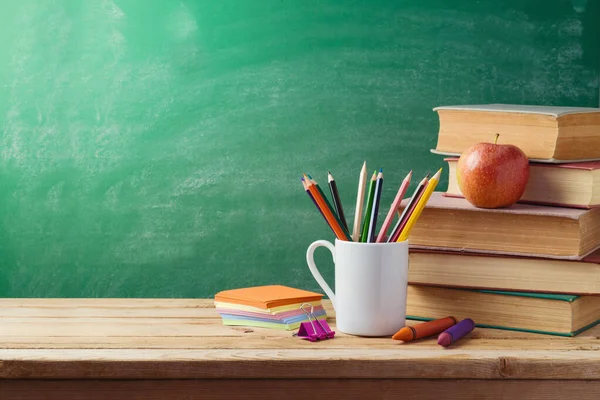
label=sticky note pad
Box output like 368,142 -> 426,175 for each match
214,285 -> 327,331
214,285 -> 323,309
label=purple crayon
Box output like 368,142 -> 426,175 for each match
437,318 -> 475,347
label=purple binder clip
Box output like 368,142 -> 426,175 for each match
296,302 -> 335,341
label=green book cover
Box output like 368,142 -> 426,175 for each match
407,288 -> 597,337
406,316 -> 599,337
475,290 -> 579,302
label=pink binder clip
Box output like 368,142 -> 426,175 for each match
296,302 -> 335,341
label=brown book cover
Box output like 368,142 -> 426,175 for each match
408,191 -> 590,218
431,104 -> 600,162
408,248 -> 600,295
406,285 -> 600,336
443,157 -> 600,209
400,192 -> 600,260
444,157 -> 600,171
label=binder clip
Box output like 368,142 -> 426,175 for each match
295,302 -> 335,341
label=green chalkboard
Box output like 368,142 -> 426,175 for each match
0,0 -> 598,298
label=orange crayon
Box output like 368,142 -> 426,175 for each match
392,316 -> 457,342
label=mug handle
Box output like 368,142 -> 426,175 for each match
306,240 -> 337,310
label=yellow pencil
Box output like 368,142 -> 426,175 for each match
396,168 -> 442,242
352,161 -> 367,241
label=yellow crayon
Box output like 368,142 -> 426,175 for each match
397,168 -> 442,242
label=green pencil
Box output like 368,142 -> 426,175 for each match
359,171 -> 377,242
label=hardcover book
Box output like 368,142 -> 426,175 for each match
408,248 -> 600,295
406,285 -> 600,336
398,192 -> 600,260
444,157 -> 600,209
431,104 -> 600,162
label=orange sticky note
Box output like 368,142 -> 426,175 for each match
214,285 -> 323,309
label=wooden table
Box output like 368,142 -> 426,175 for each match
0,299 -> 598,399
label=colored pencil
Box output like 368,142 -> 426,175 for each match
328,171 -> 348,231
304,175 -> 348,240
307,174 -> 352,240
376,170 -> 412,242
396,168 -> 442,242
366,169 -> 384,242
387,173 -> 429,243
302,177 -> 336,236
352,161 -> 368,241
360,171 -> 377,242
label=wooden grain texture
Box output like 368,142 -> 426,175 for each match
0,299 -> 598,383
2,348 -> 600,380
1,379 -> 600,400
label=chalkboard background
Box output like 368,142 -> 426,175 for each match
0,0 -> 598,298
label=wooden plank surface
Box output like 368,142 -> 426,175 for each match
1,379 -> 599,400
0,299 -> 598,380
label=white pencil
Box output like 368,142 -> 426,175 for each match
352,161 -> 368,241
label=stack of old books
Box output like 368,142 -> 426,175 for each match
403,104 -> 600,336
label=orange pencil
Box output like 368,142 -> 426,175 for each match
305,175 -> 351,240
302,178 -> 336,236
306,174 -> 352,240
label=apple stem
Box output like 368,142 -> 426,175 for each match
494,133 -> 499,145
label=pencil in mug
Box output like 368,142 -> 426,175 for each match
376,170 -> 412,242
328,171 -> 349,232
301,177 -> 336,236
307,174 -> 352,240
387,173 -> 429,243
305,174 -> 352,241
359,170 -> 377,242
304,175 -> 347,240
366,169 -> 384,243
352,161 -> 368,241
396,168 -> 442,242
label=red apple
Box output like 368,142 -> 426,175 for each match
457,134 -> 529,208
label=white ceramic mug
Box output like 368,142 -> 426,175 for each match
306,239 -> 409,337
